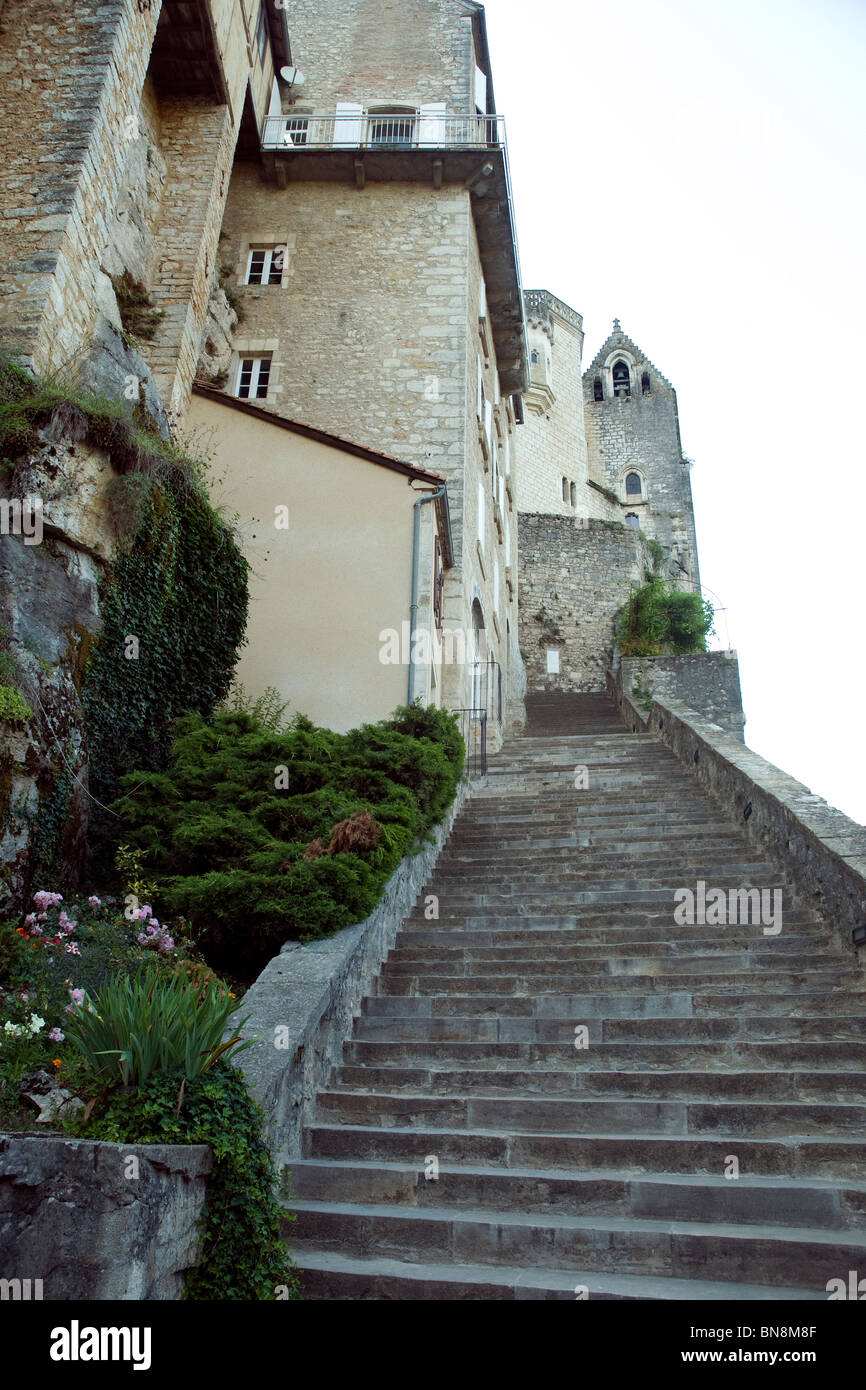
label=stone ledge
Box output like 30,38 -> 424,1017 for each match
0,1135 -> 212,1300
608,670 -> 866,965
233,779 -> 471,1165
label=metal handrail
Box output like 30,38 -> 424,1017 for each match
450,708 -> 488,778
262,111 -> 507,151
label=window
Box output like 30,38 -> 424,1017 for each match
477,479 -> 485,545
562,477 -> 568,503
612,360 -> 631,397
593,376 -> 603,401
255,5 -> 268,65
625,512 -> 640,529
641,371 -> 651,395
531,350 -> 539,364
626,472 -> 642,496
491,437 -> 499,501
546,648 -> 560,674
493,557 -> 500,613
283,116 -> 309,147
246,247 -> 284,285
570,482 -> 576,507
236,356 -> 271,399
367,109 -> 416,145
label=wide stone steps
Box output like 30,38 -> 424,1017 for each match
287,1159 -> 866,1228
291,1250 -> 827,1301
285,693 -> 865,1299
286,1199 -> 866,1288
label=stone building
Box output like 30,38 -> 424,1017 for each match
196,0 -> 528,743
516,289 -> 704,694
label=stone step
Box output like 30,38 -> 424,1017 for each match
343,1038 -> 866,1071
390,945 -> 840,967
286,1199 -> 866,1287
292,1249 -> 827,1301
381,958 -> 844,982
329,1065 -> 866,1103
401,921 -> 830,943
286,1158 -> 866,1228
376,974 -> 863,1000
352,1012 -> 866,1043
304,1123 -> 866,1180
314,1089 -> 866,1137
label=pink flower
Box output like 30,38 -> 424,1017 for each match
48,1027 -> 64,1043
29,927 -> 42,937
69,988 -> 85,1007
33,890 -> 63,909
87,896 -> 101,908
64,942 -> 80,956
24,913 -> 36,925
37,912 -> 47,922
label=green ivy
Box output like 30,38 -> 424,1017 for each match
0,686 -> 33,724
82,474 -> 249,869
83,1066 -> 300,1301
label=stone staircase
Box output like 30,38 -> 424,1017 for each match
283,693 -> 866,1299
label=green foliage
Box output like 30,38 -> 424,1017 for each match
631,672 -> 654,713
617,575 -> 714,657
646,538 -> 665,573
220,683 -> 291,733
110,271 -> 164,343
0,686 -> 33,724
82,471 -> 248,867
83,1066 -> 299,1300
115,704 -> 465,977
65,961 -> 253,1086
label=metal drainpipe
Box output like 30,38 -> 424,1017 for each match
408,486 -> 447,705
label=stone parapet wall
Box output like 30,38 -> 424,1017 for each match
608,675 -> 866,966
619,652 -> 746,740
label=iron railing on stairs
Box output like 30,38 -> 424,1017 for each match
450,708 -> 487,778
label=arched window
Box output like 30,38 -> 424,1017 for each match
531,349 -> 539,364
641,371 -> 651,394
625,513 -> 640,529
593,376 -> 603,401
625,472 -> 642,496
612,360 -> 631,397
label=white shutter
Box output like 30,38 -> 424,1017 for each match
477,480 -> 485,545
268,77 -> 282,117
477,357 -> 484,421
479,281 -> 487,323
474,65 -> 488,114
493,558 -> 500,614
333,102 -> 364,147
493,374 -> 500,406
418,101 -> 447,146
504,434 -> 511,477
498,475 -> 505,514
484,399 -> 493,449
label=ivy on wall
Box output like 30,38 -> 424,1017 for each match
82,473 -> 249,867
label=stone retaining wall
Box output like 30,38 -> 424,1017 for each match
234,779 -> 471,1165
0,1135 -> 211,1300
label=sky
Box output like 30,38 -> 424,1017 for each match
483,0 -> 866,826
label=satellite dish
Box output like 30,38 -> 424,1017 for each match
280,66 -> 306,87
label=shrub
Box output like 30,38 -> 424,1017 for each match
0,686 -> 33,724
115,703 -> 464,976
617,576 -> 714,657
64,961 -> 253,1086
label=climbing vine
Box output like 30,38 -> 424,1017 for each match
82,473 -> 249,868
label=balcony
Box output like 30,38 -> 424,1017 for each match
259,109 -> 527,393
262,111 -> 507,153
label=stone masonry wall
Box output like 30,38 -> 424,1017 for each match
620,652 -> 747,741
278,0 -> 480,115
517,291 -> 590,519
0,1135 -> 211,1300
518,514 -> 649,693
0,0 -> 160,373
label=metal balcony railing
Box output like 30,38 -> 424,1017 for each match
262,110 -> 507,152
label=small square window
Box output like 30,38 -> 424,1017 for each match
246,247 -> 284,285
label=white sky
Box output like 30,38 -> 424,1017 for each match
484,0 -> 866,825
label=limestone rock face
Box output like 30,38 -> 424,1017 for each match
78,314 -> 169,438
195,284 -> 238,385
